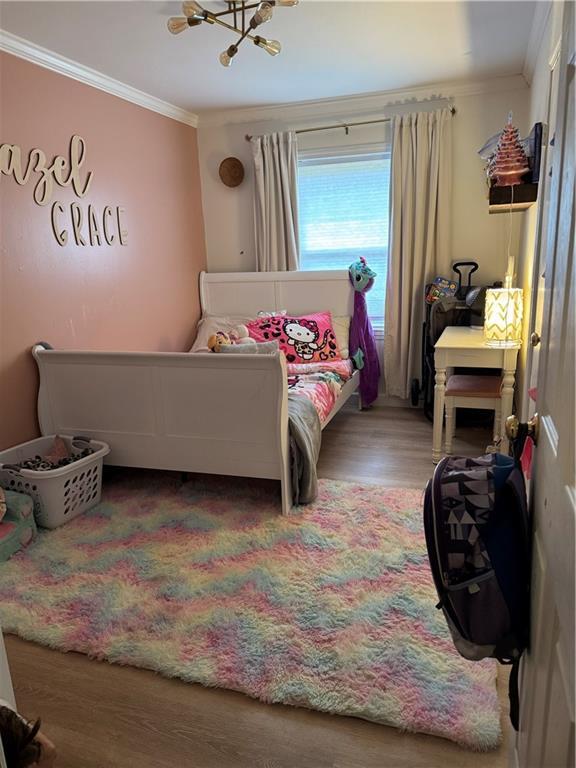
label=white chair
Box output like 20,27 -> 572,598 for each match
444,374 -> 502,454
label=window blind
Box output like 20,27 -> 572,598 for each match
297,148 -> 391,329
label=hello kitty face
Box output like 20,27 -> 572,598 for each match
284,320 -> 318,344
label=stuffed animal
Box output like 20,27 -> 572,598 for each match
348,256 -> 380,408
208,326 -> 258,352
208,331 -> 232,352
228,324 -> 257,346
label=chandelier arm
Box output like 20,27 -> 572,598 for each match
210,4 -> 260,18
211,14 -> 258,43
235,25 -> 252,49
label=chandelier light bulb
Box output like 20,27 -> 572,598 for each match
219,45 -> 238,67
256,37 -> 282,56
182,1 -> 205,21
251,2 -> 274,27
167,16 -> 190,34
219,51 -> 233,67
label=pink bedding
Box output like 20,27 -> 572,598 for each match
287,360 -> 354,424
286,359 -> 353,378
246,312 -> 341,364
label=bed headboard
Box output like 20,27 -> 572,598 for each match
199,270 -> 354,317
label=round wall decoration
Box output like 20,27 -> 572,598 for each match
219,157 -> 245,187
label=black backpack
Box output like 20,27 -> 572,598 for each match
423,453 -> 531,730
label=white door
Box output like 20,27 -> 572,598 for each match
514,3 -> 575,767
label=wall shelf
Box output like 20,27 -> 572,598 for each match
488,183 -> 538,213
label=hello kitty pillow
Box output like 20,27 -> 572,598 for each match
246,311 -> 341,364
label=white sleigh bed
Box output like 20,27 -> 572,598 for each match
32,270 -> 359,515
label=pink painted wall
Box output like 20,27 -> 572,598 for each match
0,52 -> 207,450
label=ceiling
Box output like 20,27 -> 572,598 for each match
0,1 -> 536,114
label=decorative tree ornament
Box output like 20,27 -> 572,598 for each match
489,113 -> 529,187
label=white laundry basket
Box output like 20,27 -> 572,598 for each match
0,435 -> 110,529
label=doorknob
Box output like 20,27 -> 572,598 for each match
505,413 -> 540,445
505,415 -> 519,440
530,332 -> 541,347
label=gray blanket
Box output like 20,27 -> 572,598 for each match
288,394 -> 322,505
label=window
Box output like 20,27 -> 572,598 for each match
298,147 -> 391,330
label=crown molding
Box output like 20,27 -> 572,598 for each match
197,74 -> 529,128
0,29 -> 199,128
523,1 -> 552,84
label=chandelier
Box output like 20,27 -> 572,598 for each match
167,1 -> 298,67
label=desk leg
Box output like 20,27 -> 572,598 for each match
432,366 -> 446,463
500,367 -> 515,454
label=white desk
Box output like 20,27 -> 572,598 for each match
433,327 -> 520,463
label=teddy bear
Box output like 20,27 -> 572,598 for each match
207,331 -> 233,352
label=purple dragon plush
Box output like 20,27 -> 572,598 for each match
349,257 -> 381,408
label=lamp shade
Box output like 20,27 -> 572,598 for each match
484,288 -> 523,347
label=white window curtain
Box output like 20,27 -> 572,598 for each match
384,108 -> 453,399
251,131 -> 299,271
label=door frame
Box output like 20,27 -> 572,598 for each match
521,36 -> 562,420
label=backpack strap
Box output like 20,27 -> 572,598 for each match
510,423 -> 529,465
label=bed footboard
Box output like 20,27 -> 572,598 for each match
32,345 -> 292,514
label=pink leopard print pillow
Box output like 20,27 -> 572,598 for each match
246,311 -> 342,364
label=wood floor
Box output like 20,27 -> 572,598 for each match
318,404 -> 491,489
4,406 -> 509,768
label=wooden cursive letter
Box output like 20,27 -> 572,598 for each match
70,203 -> 87,246
0,136 -> 93,205
88,204 -> 102,246
51,201 -> 68,246
102,206 -> 115,245
67,136 -> 93,199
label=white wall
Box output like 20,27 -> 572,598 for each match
197,76 -> 530,289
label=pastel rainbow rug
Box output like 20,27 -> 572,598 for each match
0,472 -> 501,750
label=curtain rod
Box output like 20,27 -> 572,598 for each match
245,105 -> 456,141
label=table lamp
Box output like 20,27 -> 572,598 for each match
484,281 -> 523,347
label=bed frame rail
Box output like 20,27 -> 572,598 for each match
32,345 -> 292,514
